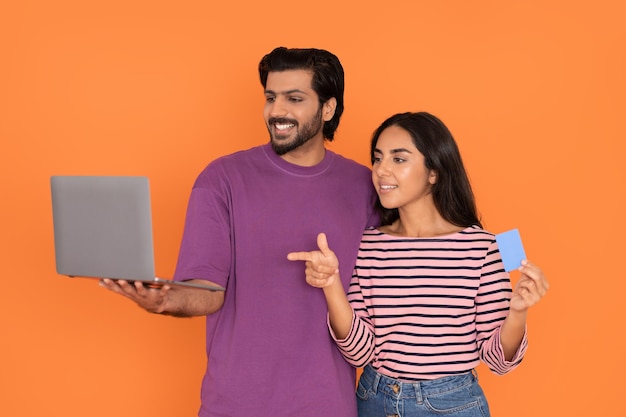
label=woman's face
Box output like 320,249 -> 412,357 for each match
371,125 -> 437,210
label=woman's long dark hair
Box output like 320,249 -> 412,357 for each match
371,112 -> 482,228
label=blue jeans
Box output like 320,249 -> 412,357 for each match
356,365 -> 491,417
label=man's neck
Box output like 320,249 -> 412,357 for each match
280,136 -> 326,167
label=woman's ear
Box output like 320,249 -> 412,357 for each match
429,170 -> 438,185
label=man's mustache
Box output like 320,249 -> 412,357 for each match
268,117 -> 298,126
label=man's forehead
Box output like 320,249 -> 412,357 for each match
265,69 -> 314,93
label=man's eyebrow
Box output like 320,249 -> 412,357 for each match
264,88 -> 308,95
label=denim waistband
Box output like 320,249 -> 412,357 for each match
360,365 -> 477,401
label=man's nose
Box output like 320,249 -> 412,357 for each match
269,97 -> 288,117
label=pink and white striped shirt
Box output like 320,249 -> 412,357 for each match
332,226 -> 527,380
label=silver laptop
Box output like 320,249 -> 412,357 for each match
50,175 -> 224,291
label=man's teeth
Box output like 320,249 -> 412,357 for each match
276,123 -> 294,130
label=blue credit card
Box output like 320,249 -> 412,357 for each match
495,228 -> 527,272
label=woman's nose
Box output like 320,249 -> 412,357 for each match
375,159 -> 390,177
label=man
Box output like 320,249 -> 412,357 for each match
101,47 -> 377,416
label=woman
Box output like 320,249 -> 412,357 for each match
288,112 -> 549,417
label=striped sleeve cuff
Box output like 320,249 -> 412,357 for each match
482,325 -> 529,375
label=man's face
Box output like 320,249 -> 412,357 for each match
263,70 -> 325,155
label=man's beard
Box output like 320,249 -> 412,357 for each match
268,109 -> 324,156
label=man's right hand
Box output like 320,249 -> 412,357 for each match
99,278 -> 225,317
99,279 -> 170,314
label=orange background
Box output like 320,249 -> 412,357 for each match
1,1 -> 624,416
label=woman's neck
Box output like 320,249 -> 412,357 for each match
382,205 -> 463,237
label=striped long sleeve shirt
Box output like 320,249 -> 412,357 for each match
331,226 -> 527,380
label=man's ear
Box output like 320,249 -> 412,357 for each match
322,97 -> 337,122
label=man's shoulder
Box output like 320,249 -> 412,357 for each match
219,144 -> 265,162
328,150 -> 371,174
192,145 -> 266,187
201,144 -> 265,170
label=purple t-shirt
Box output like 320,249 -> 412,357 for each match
174,143 -> 377,417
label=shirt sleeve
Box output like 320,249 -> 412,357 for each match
475,240 -> 528,375
173,164 -> 232,288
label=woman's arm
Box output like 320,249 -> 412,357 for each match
287,232 -> 353,338
288,233 -> 376,366
500,260 -> 549,360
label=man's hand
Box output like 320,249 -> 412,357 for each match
99,279 -> 171,314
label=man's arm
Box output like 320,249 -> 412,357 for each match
100,279 -> 224,317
